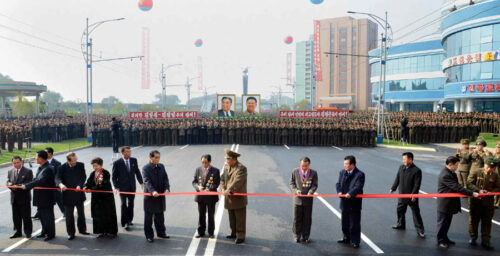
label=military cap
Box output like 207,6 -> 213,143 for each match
484,156 -> 499,167
476,139 -> 487,147
460,139 -> 470,144
224,148 -> 240,159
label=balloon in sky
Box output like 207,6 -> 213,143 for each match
138,0 -> 153,11
284,36 -> 294,45
194,39 -> 203,47
310,0 -> 324,4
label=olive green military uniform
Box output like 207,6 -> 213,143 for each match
220,149 -> 247,241
466,157 -> 500,245
470,139 -> 489,176
495,142 -> 500,208
456,139 -> 472,187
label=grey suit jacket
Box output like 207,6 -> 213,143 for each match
290,168 -> 318,206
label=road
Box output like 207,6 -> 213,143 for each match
0,144 -> 498,255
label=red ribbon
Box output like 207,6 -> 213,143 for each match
2,185 -> 499,198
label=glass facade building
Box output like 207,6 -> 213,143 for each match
369,35 -> 447,112
441,0 -> 500,112
369,0 -> 500,112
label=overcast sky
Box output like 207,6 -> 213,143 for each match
0,0 -> 444,104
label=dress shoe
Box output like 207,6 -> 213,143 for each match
209,235 -> 215,239
195,233 -> 205,238
124,223 -> 130,230
44,236 -> 54,241
294,237 -> 301,243
97,233 -> 106,238
146,238 -> 154,243
128,222 -> 134,226
108,234 -> 117,239
158,234 -> 170,239
469,239 -> 477,246
235,239 -> 245,244
438,243 -> 449,249
392,225 -> 405,230
36,234 -> 46,238
226,235 -> 236,239
481,242 -> 494,250
68,235 -> 75,240
80,231 -> 90,235
351,243 -> 360,248
9,233 -> 22,239
26,234 -> 31,239
337,238 -> 350,244
446,240 -> 456,245
303,238 -> 310,244
417,232 -> 425,238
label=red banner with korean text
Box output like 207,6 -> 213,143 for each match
129,111 -> 198,119
313,20 -> 322,82
280,111 -> 349,119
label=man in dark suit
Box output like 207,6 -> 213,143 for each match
336,155 -> 365,249
7,156 -> 33,238
390,152 -> 425,238
21,150 -> 56,241
46,147 -> 64,216
112,146 -> 144,230
290,156 -> 318,243
192,154 -> 220,238
111,117 -> 122,153
142,150 -> 170,243
56,152 -> 89,240
436,156 -> 478,249
218,96 -> 235,117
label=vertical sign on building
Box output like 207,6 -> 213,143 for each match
197,56 -> 203,90
287,52 -> 292,85
141,27 -> 150,89
313,20 -> 322,81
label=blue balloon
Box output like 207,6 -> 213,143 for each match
310,0 -> 324,4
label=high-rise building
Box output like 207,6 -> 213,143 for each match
314,17 -> 378,110
295,35 -> 315,107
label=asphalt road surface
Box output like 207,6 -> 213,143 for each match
0,144 -> 499,255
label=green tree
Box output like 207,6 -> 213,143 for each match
0,73 -> 13,82
41,90 -> 63,113
111,102 -> 126,114
295,100 -> 310,111
140,104 -> 160,111
101,96 -> 120,113
12,94 -> 36,116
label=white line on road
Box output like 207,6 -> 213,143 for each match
3,200 -> 91,253
180,145 -> 190,150
332,146 -> 344,151
203,144 -> 238,256
419,190 -> 500,226
0,189 -> 10,195
284,144 -> 290,150
315,192 -> 384,254
186,144 -> 235,256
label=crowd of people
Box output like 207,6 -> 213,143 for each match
0,114 -> 85,153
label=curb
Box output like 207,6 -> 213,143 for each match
0,145 -> 92,168
377,144 -> 437,152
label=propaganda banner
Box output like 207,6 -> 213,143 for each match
129,111 -> 198,119
279,110 -> 349,118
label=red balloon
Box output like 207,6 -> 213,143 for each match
284,36 -> 294,45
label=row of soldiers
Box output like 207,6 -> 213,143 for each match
0,126 -> 30,152
92,118 -> 378,148
389,120 -> 480,144
456,139 -> 500,247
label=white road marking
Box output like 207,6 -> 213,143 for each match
315,192 -> 384,254
332,146 -> 344,151
419,190 -> 500,226
284,144 -> 290,150
0,189 -> 10,195
3,200 -> 91,253
186,144 -> 235,256
203,144 -> 238,256
180,145 -> 189,150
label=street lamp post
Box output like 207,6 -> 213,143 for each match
81,17 -> 125,143
159,64 -> 182,111
347,11 -> 391,143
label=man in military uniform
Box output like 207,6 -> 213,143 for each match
494,142 -> 500,208
220,149 -> 247,244
290,157 -> 318,243
456,139 -> 472,187
466,157 -> 500,250
470,139 -> 492,176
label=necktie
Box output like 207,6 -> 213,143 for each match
126,160 -> 130,171
14,169 -> 19,181
225,112 -> 228,117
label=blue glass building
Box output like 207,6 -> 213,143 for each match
369,0 -> 500,112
